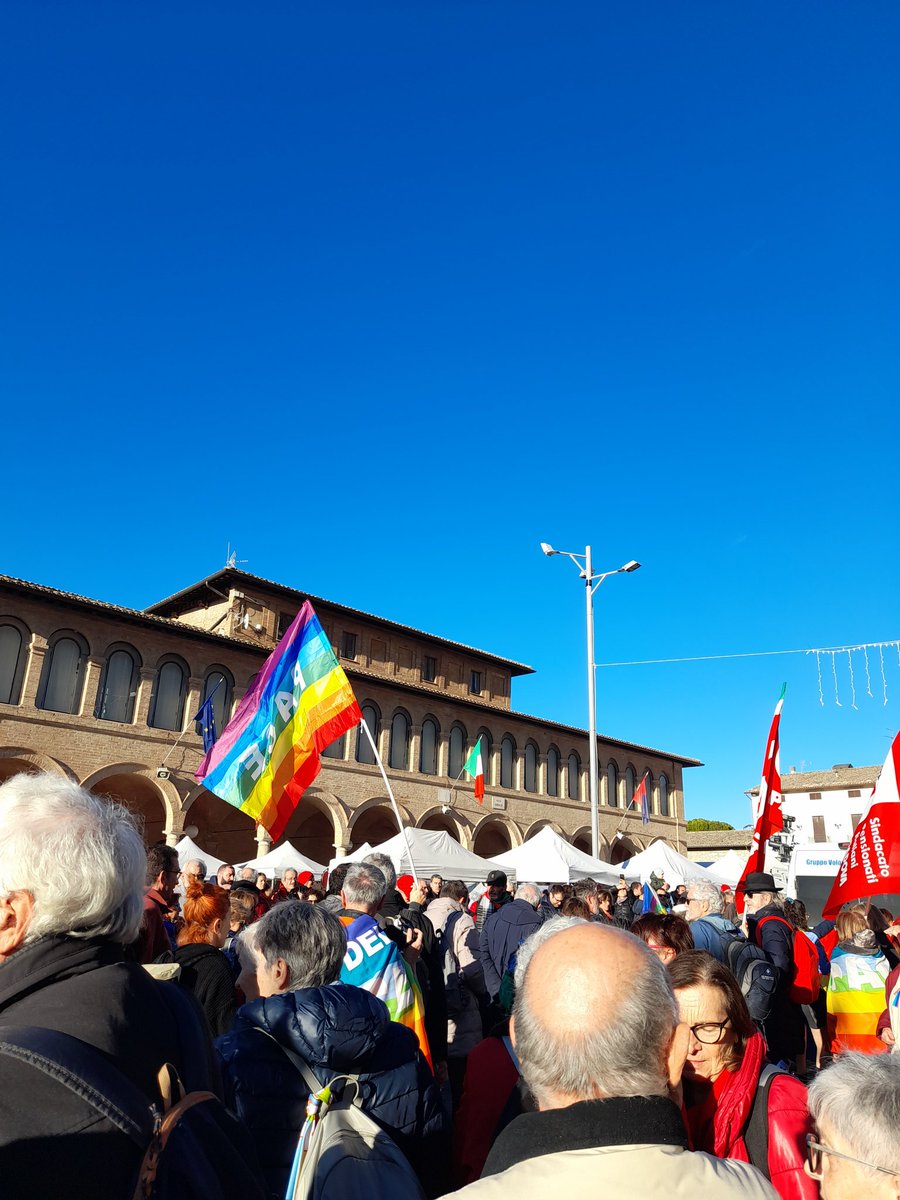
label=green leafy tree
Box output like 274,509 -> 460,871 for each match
686,818 -> 734,831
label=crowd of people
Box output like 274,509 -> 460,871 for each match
1,771 -> 899,1199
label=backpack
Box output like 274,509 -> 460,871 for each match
275,1038 -> 426,1200
719,927 -> 779,1023
435,912 -> 465,1020
757,915 -> 821,1005
742,1062 -> 787,1179
0,1017 -> 267,1200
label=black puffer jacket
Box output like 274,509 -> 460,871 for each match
216,982 -> 445,1198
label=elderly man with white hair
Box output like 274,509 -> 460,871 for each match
806,1052 -> 900,1200
0,772 -> 223,1197
446,922 -> 777,1199
685,878 -> 737,962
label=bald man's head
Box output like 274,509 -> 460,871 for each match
512,923 -> 681,1109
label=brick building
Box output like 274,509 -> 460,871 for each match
0,568 -> 701,867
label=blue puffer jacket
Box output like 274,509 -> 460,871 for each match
216,983 -> 445,1199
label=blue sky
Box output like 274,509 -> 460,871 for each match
2,3 -> 898,826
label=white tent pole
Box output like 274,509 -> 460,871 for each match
361,718 -> 418,879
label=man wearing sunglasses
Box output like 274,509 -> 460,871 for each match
806,1052 -> 900,1199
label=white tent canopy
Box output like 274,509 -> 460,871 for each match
237,840 -> 326,877
704,848 -> 749,887
493,826 -> 620,886
175,836 -> 228,876
327,842 -> 373,872
365,827 -> 508,886
620,839 -> 730,887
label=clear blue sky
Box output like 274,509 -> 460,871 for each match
3,3 -> 898,826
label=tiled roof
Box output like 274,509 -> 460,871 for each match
749,764 -> 881,795
0,574 -> 258,651
685,828 -> 754,848
145,568 -> 535,675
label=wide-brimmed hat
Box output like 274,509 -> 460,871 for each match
739,871 -> 781,895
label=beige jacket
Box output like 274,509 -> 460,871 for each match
426,896 -> 485,1056
442,1141 -> 778,1199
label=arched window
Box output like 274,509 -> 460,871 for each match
389,710 -> 410,770
95,644 -> 140,723
419,718 -> 438,775
322,731 -> 347,760
644,770 -> 655,814
567,752 -> 580,801
478,730 -> 493,785
356,702 -> 380,764
148,658 -> 188,731
37,633 -> 87,714
198,666 -> 234,739
524,742 -> 538,793
659,773 -> 670,817
500,735 -> 515,789
546,746 -> 560,797
606,761 -> 618,807
448,724 -> 466,778
0,622 -> 27,706
625,766 -> 636,808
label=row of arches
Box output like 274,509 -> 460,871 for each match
0,750 -> 653,869
0,618 -> 249,733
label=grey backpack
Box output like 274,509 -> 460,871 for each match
273,1038 -> 426,1200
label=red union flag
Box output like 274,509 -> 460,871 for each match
736,688 -> 785,913
822,730 -> 900,917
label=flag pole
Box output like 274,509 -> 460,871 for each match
159,678 -> 225,770
360,718 -> 419,879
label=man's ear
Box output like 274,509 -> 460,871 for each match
274,957 -> 290,991
509,1012 -> 516,1050
667,1021 -> 690,1090
0,891 -> 34,962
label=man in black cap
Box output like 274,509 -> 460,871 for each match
741,870 -> 805,1067
473,869 -> 514,934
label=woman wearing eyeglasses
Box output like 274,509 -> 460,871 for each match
669,951 -> 817,1200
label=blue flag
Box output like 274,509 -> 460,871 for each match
193,695 -> 218,753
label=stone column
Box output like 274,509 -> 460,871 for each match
80,656 -> 104,718
135,666 -> 157,726
409,724 -> 422,775
255,824 -> 273,857
21,642 -> 47,708
185,676 -> 203,732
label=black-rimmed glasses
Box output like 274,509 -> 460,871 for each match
805,1134 -> 897,1179
688,1019 -> 731,1044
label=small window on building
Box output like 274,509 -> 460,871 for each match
340,632 -> 358,661
469,670 -> 483,696
277,611 -> 295,639
848,789 -> 862,798
809,792 -> 822,800
851,812 -> 862,830
422,655 -> 437,683
812,815 -> 827,844
0,623 -> 27,706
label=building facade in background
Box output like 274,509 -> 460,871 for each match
0,568 -> 701,866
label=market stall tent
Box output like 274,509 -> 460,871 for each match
175,836 -> 228,876
492,826 -> 620,886
365,827 -> 509,886
237,840 -> 326,877
620,839 -> 731,887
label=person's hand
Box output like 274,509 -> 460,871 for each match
403,927 -> 423,966
880,1027 -> 896,1046
883,923 -> 900,940
410,879 -> 429,906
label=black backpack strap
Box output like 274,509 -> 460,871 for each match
0,1025 -> 155,1147
743,1062 -> 784,1178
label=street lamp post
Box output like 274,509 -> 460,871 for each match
541,543 -> 640,859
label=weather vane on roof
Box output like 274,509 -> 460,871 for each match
225,543 -> 248,570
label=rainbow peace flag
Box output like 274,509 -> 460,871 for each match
641,881 -> 667,915
196,601 -> 361,843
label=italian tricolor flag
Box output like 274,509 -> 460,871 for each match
464,736 -> 485,803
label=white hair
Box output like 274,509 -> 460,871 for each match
809,1053 -> 900,1176
687,878 -> 724,914
513,926 -> 678,1107
514,882 -> 541,908
343,862 -> 387,909
0,773 -> 146,944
